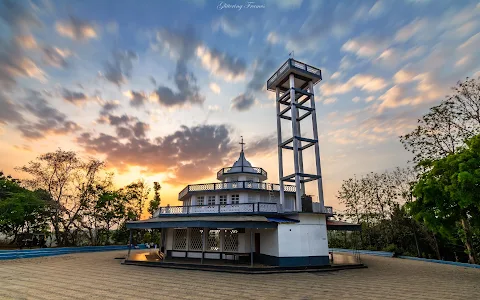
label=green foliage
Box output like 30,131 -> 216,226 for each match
0,172 -> 49,239
410,134 -> 480,264
148,182 -> 161,217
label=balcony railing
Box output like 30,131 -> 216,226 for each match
267,58 -> 322,91
153,203 -> 280,217
217,167 -> 267,178
179,181 -> 296,199
152,203 -> 334,217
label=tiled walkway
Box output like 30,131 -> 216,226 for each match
1,250 -> 479,300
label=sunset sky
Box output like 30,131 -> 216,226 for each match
1,0 -> 479,212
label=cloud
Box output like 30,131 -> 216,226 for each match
55,16 -> 97,41
153,27 -> 208,107
155,26 -> 246,83
323,97 -> 337,105
394,18 -> 428,42
209,82 -> 221,94
369,0 -> 386,17
196,46 -> 247,81
0,92 -> 24,125
126,90 -> 148,107
268,2 -> 373,54
246,56 -> 276,93
98,113 -> 150,139
17,90 -> 81,139
393,69 -> 416,84
15,35 -> 37,49
377,85 -> 417,111
99,101 -> 120,116
61,88 -> 88,104
0,2 -> 46,89
153,62 -> 205,107
0,0 -> 40,32
327,110 -> 417,145
0,39 -> 45,89
342,36 -> 388,58
212,15 -> 254,37
331,72 -> 341,80
207,105 -> 221,112
103,50 -> 138,87
78,124 -> 234,183
352,96 -> 361,103
42,46 -> 71,68
321,74 -> 388,96
231,94 -> 255,111
245,133 -> 277,157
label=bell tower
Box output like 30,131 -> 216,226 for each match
267,58 -> 325,212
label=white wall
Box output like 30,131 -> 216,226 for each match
238,230 -> 248,252
257,228 -> 279,257
166,228 -> 173,250
277,214 -> 328,257
285,196 -> 295,211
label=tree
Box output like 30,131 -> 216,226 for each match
84,189 -> 128,245
122,179 -> 150,220
0,173 -> 49,240
400,77 -> 480,163
148,182 -> 161,217
409,134 -> 480,264
16,149 -> 107,246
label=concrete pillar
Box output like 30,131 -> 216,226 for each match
127,229 -> 132,259
276,87 -> 285,206
290,74 -> 302,211
309,81 -> 325,210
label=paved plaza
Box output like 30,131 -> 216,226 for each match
0,250 -> 479,300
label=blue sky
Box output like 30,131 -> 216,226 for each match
0,0 -> 479,209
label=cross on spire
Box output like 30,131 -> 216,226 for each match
240,136 -> 245,152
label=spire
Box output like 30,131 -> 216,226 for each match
239,136 -> 245,153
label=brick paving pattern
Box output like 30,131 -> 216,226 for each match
0,250 -> 479,300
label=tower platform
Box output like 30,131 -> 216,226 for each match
267,58 -> 322,92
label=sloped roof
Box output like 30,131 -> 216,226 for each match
227,151 -> 256,173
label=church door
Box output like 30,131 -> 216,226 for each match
255,233 -> 260,254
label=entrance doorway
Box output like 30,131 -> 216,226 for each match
255,233 -> 260,254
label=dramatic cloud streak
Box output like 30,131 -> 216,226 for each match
55,16 -> 97,41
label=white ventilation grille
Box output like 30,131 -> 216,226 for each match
189,227 -> 203,251
173,229 -> 187,250
224,229 -> 239,252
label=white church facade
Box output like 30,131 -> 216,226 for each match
127,146 -> 333,266
126,58 -> 343,268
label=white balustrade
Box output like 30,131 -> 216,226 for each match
190,205 -> 218,214
220,204 -> 254,213
258,203 -> 278,213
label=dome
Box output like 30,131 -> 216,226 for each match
228,151 -> 255,173
216,138 -> 267,181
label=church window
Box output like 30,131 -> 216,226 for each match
231,194 -> 240,204
208,196 -> 216,205
219,195 -> 227,205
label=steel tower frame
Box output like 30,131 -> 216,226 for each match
267,58 -> 325,212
